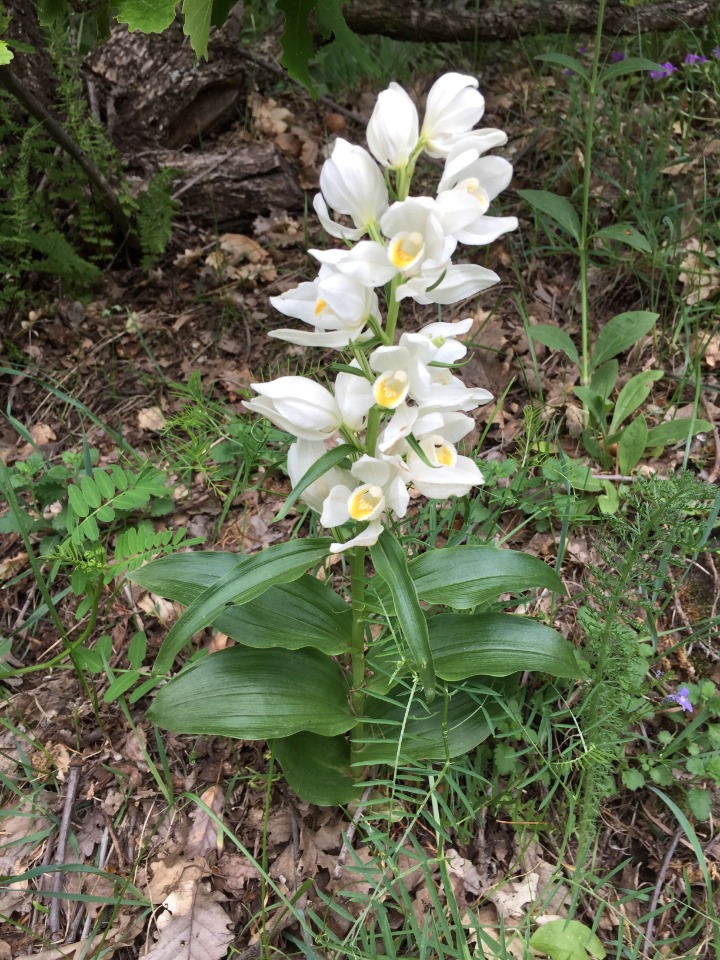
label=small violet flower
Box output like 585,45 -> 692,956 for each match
713,46 -> 720,59
684,52 -> 707,65
649,61 -> 677,79
666,686 -> 693,713
610,51 -> 625,62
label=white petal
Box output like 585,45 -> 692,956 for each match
454,215 -> 519,246
319,138 -> 388,228
320,484 -> 354,527
408,453 -> 484,498
397,264 -> 499,305
269,328 -> 357,348
313,194 -> 365,241
334,370 -> 375,430
330,519 -> 384,554
367,82 -> 419,169
439,130 -> 509,187
422,73 -> 484,158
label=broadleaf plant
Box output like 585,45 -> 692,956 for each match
133,73 -> 585,804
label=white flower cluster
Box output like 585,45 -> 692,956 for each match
244,73 -> 517,553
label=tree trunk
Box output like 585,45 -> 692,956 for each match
342,0 -> 717,41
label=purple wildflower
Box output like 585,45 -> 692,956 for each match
666,686 -> 693,712
684,53 -> 707,65
649,61 -> 677,79
610,51 -> 626,62
578,45 -> 587,55
713,46 -> 720,59
562,67 -> 576,77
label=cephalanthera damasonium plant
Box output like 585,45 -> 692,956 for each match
131,74 -> 585,805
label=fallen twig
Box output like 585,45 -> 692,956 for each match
48,761 -> 83,940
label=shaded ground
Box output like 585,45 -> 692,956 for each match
1,20 -> 719,960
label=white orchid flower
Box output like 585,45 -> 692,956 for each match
421,73 -> 485,158
269,269 -> 380,347
381,197 -> 457,278
407,435 -> 484,498
313,138 -> 388,241
287,439 -> 353,514
310,242 -> 397,289
321,454 -> 410,553
367,82 -> 419,170
439,131 -> 510,188
244,377 -> 344,441
334,365 -> 375,431
370,333 -> 436,407
397,262 -> 500,305
418,367 -> 494,412
418,317 -> 474,364
438,155 -> 518,245
378,407 -> 474,456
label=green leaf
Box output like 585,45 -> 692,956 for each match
409,544 -> 566,610
529,324 -> 579,365
67,484 -> 89,517
93,469 -> 116,499
127,552 -> 351,654
601,56 -> 663,82
609,369 -> 663,435
275,443 -> 355,521
646,418 -> 713,447
593,223 -> 652,254
530,919 -> 606,960
104,670 -> 141,703
590,359 -> 618,401
428,613 -> 585,681
597,479 -> 619,515
0,40 -> 13,65
517,189 -> 581,245
591,311 -> 658,369
114,0 -> 177,32
272,732 -> 360,805
572,386 -> 607,425
362,681 -> 511,763
135,539 -> 332,674
622,768 -> 646,791
687,787 -> 711,821
128,630 -> 147,669
148,647 -> 353,738
535,52 -> 589,83
182,0 -> 212,59
80,475 -> 101,509
276,0 -> 317,95
617,414 -> 648,475
371,530 -> 435,701
315,0 -> 376,76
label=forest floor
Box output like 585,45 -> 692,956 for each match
1,17 -> 719,960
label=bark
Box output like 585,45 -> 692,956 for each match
342,0 -> 718,41
128,143 -> 304,233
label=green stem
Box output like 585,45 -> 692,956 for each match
384,275 -> 402,343
579,0 -> 606,391
364,407 -> 381,457
349,546 -> 367,769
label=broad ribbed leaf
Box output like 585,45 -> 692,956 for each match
647,418 -> 713,447
591,311 -> 658,368
428,613 -> 585,680
133,539 -> 332,674
148,647 -> 353,738
609,369 -> 663,435
272,731 -> 360,806
129,552 -> 350,655
371,531 -> 435,701
617,414 -> 648,475
409,545 -> 565,609
517,189 -> 580,244
594,223 -> 652,254
529,324 -> 579,365
361,680 -> 512,763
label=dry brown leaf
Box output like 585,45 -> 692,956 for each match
249,93 -> 292,136
147,856 -> 206,904
144,878 -> 233,959
0,552 -> 28,583
30,423 -> 56,445
488,873 -> 538,919
678,238 -> 720,304
186,785 -> 225,858
137,406 -> 167,432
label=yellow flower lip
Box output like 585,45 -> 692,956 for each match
348,484 -> 384,521
459,177 -> 490,215
373,370 -> 409,409
389,231 -> 424,271
314,298 -> 328,317
425,435 -> 457,467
